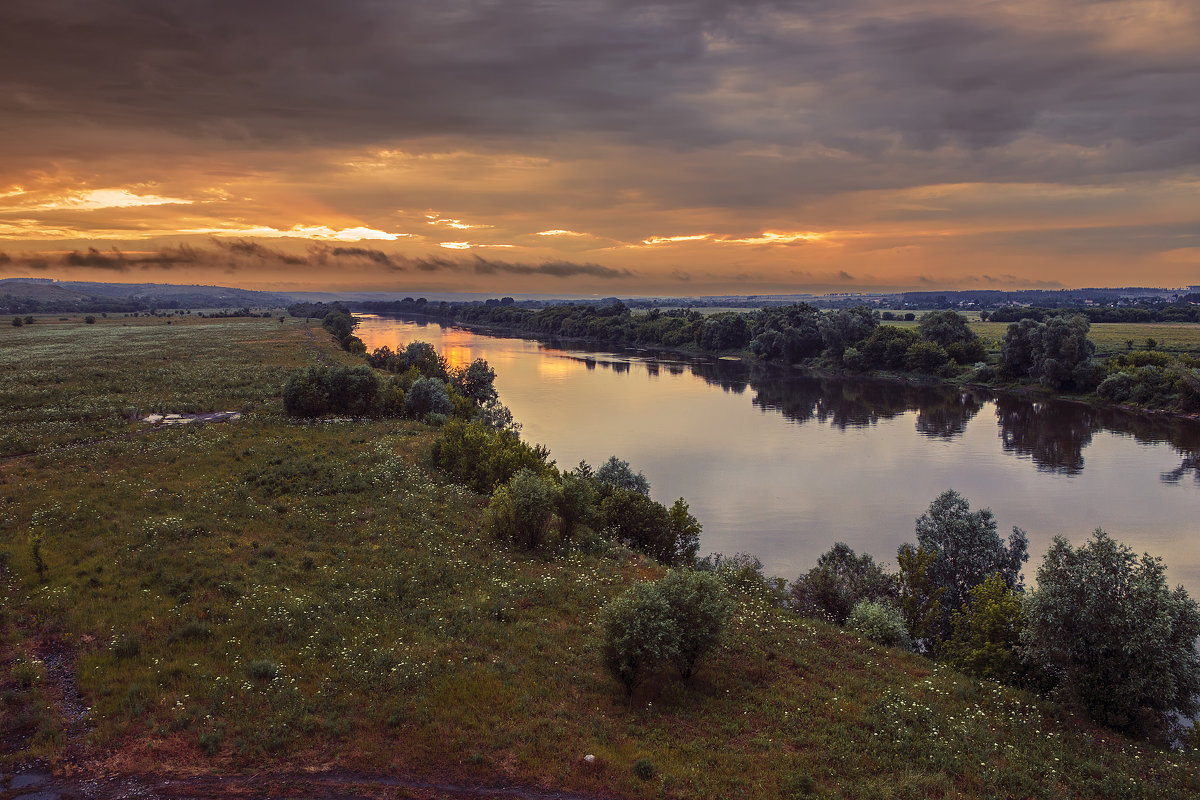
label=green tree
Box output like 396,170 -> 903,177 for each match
404,376 -> 452,417
790,542 -> 897,625
488,468 -> 556,550
596,456 -> 650,496
942,572 -> 1026,684
555,470 -> 598,538
601,489 -> 696,565
906,490 -> 1028,640
451,358 -> 498,404
896,543 -> 944,651
281,367 -> 331,417
432,420 -> 553,494
1021,530 -> 1200,740
599,582 -> 679,695
657,569 -> 732,680
819,306 -> 879,362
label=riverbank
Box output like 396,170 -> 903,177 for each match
358,309 -> 1200,429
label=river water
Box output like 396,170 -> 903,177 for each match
355,314 -> 1200,593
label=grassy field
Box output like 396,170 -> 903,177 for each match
2,317 -> 1198,798
878,318 -> 1200,358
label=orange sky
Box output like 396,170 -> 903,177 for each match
1,1 -> 1197,294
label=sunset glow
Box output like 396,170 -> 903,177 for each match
0,1 -> 1196,293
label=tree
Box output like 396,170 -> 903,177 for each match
1021,530 -> 1200,740
488,468 -> 556,550
896,543 -> 944,652
451,358 -> 498,404
402,341 -> 450,380
404,376 -> 452,417
282,367 -> 330,417
596,456 -> 650,496
941,572 -> 1026,684
657,569 -> 732,680
666,498 -> 702,565
1036,314 -> 1095,390
790,542 -> 897,625
555,470 -> 597,538
599,582 -> 679,695
819,307 -> 879,362
907,490 -> 1028,640
601,489 -> 697,565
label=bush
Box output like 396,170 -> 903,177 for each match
656,569 -> 732,679
790,542 -> 897,625
699,552 -> 785,607
599,582 -> 678,695
11,316 -> 22,327
404,376 -> 452,417
595,455 -> 650,496
433,419 -> 553,494
282,365 -> 379,418
556,470 -> 598,538
488,469 -> 556,550
941,572 -> 1026,684
846,600 -> 912,650
1021,529 -> 1200,740
601,490 -> 700,565
84,315 -> 97,324
633,757 -> 656,780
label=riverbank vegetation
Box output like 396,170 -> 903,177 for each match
352,297 -> 1200,418
3,317 -> 1200,798
789,490 -> 1200,744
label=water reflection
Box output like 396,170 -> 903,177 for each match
363,314 -> 1200,484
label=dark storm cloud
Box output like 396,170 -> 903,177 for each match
3,243 -> 632,280
2,0 -> 1196,185
407,255 -> 632,279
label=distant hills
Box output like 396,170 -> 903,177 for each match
2,277 -> 1198,315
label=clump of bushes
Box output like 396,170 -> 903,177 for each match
599,570 -> 732,694
846,600 -> 912,650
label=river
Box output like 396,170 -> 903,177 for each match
354,314 -> 1200,593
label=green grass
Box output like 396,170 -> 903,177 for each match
881,318 -> 1200,360
0,315 -> 337,456
1,317 -> 1198,797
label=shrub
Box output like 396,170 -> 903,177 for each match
657,569 -> 732,679
433,419 -> 553,494
699,552 -> 785,606
600,490 -> 700,565
84,315 -> 96,324
941,572 -> 1026,684
790,542 -> 897,625
595,455 -> 650,496
633,758 -> 656,780
11,316 -> 22,327
1021,529 -> 1200,740
599,582 -> 678,695
404,376 -> 452,417
846,600 -> 912,650
488,468 -> 556,550
556,470 -> 598,538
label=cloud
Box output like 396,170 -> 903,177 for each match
0,243 -> 633,281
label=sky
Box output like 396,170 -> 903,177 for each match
0,0 -> 1197,295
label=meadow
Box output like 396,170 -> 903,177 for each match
1,316 -> 1198,798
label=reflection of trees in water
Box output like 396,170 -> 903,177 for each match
915,390 -> 985,439
994,397 -> 1095,475
448,322 -> 1200,485
689,360 -> 977,431
1089,407 -> 1200,484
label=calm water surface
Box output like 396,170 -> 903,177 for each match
356,315 -> 1200,593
